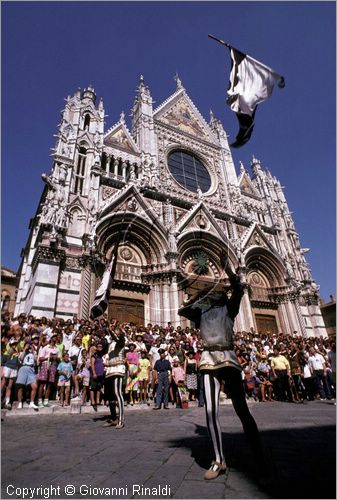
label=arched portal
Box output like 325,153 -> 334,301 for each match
245,246 -> 287,334
177,230 -> 238,295
95,210 -> 169,325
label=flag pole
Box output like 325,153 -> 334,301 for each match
208,33 -> 285,87
208,34 -> 231,49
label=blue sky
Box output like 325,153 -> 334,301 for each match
2,1 -> 336,300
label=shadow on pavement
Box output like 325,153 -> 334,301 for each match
166,423 -> 336,499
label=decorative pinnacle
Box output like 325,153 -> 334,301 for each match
251,155 -> 260,165
174,72 -> 183,90
139,74 -> 145,88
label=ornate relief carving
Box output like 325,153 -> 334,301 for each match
102,186 -> 116,200
194,213 -> 208,230
65,256 -> 81,270
31,245 -> 66,272
120,247 -> 133,261
127,198 -> 138,211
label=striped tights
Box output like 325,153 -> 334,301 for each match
108,376 -> 124,423
203,367 -> 264,466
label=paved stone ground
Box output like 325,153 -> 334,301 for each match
1,400 -> 335,499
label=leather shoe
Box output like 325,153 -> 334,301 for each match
204,461 -> 226,480
103,419 -> 118,427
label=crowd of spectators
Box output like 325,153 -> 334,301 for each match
1,310 -> 336,411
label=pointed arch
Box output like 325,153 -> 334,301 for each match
68,206 -> 86,237
177,229 -> 238,289
244,246 -> 287,287
95,211 -> 168,264
73,145 -> 88,194
84,113 -> 91,131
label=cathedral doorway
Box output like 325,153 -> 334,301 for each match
108,297 -> 144,325
255,314 -> 278,335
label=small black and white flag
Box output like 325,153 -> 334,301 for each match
226,47 -> 285,148
90,258 -> 114,320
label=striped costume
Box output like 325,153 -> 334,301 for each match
178,275 -> 265,472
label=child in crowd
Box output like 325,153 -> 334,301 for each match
138,350 -> 151,405
172,358 -> 186,408
57,352 -> 73,406
76,349 -> 91,405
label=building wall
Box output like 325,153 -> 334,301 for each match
320,296 -> 336,337
1,267 -> 18,316
14,80 -> 327,336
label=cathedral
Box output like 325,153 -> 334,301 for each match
14,76 -> 326,337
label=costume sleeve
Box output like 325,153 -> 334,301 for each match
178,304 -> 201,326
227,275 -> 244,320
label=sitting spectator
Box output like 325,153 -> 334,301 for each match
235,348 -> 249,370
243,366 -> 258,400
256,354 -> 274,402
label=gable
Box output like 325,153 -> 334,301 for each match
176,202 -> 227,242
99,185 -> 166,236
104,124 -> 137,154
241,223 -> 275,253
154,92 -> 216,142
239,172 -> 260,198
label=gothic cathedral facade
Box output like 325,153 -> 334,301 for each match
15,77 -> 326,337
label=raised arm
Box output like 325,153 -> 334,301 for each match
220,251 -> 244,320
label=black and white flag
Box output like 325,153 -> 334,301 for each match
90,258 -> 114,320
227,47 -> 285,148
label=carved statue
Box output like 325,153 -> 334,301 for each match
285,259 -> 295,278
168,226 -> 177,253
40,172 -> 69,227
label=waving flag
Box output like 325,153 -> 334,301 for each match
208,35 -> 285,148
227,47 -> 285,147
90,234 -> 121,319
90,258 -> 114,320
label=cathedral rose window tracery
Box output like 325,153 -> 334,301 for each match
167,150 -> 211,194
